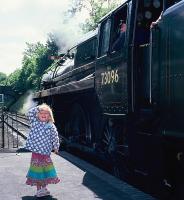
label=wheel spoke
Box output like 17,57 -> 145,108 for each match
106,126 -> 111,140
104,131 -> 110,142
66,104 -> 91,145
104,127 -> 109,138
117,150 -> 125,156
102,139 -> 108,145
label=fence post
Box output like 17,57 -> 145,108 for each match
16,112 -> 19,148
1,108 -> 4,148
7,114 -> 9,149
12,113 -> 15,148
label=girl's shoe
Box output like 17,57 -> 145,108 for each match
42,187 -> 50,195
36,189 -> 44,197
36,188 -> 50,197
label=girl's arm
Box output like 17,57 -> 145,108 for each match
27,106 -> 39,124
51,125 -> 60,153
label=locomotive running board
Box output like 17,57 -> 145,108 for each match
33,76 -> 94,98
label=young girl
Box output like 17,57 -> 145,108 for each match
25,103 -> 60,197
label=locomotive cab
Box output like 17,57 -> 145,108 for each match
95,0 -> 164,115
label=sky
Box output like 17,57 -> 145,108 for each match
0,0 -> 85,75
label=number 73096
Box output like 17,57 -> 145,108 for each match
101,69 -> 119,85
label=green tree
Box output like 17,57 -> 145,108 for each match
22,42 -> 55,90
6,69 -> 22,91
68,0 -> 122,32
0,72 -> 7,84
46,33 -> 59,56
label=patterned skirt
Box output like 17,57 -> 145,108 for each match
26,152 -> 60,186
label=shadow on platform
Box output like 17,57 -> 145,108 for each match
17,147 -> 31,153
22,195 -> 58,200
60,151 -> 132,200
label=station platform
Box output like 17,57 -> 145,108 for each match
0,150 -> 157,200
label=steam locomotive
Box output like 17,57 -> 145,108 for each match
34,0 -> 184,198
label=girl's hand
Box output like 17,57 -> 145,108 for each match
54,149 -> 59,154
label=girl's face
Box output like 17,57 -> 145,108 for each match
38,110 -> 50,122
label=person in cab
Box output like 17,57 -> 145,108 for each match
112,21 -> 127,52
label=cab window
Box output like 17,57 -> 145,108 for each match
111,5 -> 127,52
98,18 -> 111,57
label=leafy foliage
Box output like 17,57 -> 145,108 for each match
68,0 -> 122,32
21,42 -> 54,90
0,72 -> 7,83
46,33 -> 60,56
1,39 -> 58,98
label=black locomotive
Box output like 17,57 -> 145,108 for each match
34,0 -> 184,198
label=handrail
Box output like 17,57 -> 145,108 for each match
1,111 -> 29,148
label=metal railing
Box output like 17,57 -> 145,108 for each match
0,110 -> 29,149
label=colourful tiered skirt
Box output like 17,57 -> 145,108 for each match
26,153 -> 60,186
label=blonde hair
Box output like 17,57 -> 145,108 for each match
38,103 -> 55,123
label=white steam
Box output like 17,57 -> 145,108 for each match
19,90 -> 38,114
50,10 -> 89,53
